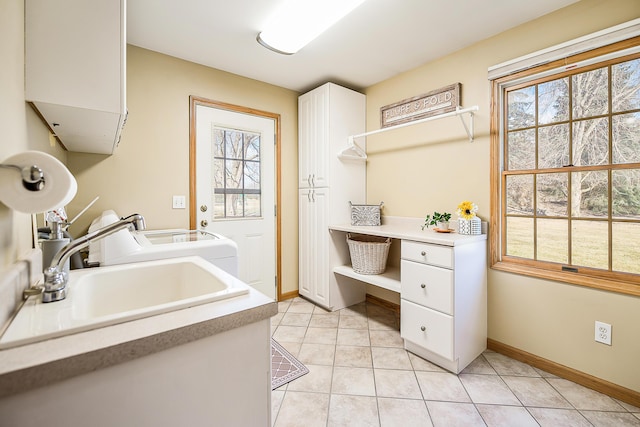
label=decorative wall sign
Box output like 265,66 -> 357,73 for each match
380,83 -> 461,128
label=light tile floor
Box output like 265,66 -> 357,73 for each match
271,298 -> 640,427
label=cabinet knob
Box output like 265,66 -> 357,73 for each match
421,251 -> 426,256
421,326 -> 426,332
420,283 -> 426,289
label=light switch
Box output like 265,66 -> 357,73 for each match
172,195 -> 186,209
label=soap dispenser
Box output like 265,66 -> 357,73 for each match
41,220 -> 70,274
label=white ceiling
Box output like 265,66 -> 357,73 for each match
127,0 -> 579,93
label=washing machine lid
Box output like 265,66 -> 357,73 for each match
134,229 -> 220,246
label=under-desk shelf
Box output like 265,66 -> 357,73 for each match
333,265 -> 401,293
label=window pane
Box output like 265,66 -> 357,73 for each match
225,160 -> 243,189
244,161 -> 260,190
244,194 -> 261,217
226,194 -> 243,217
244,133 -> 260,161
612,112 -> 640,164
506,217 -> 534,258
612,169 -> 640,219
571,170 -> 608,218
612,222 -> 640,274
507,86 -> 535,130
538,77 -> 569,125
507,129 -> 535,170
612,58 -> 640,113
506,174 -> 533,215
537,218 -> 568,263
572,118 -> 609,166
572,67 -> 608,119
539,124 -> 569,168
214,194 -> 225,218
537,173 -> 567,216
225,131 -> 243,160
572,220 -> 608,270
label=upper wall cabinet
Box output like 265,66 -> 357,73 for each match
25,0 -> 127,155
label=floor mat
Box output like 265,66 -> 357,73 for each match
271,338 -> 309,390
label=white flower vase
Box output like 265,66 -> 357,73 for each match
459,217 -> 481,235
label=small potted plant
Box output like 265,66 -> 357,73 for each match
421,211 -> 452,230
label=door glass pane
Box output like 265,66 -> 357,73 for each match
537,173 -> 567,216
245,133 -> 260,160
226,194 -> 243,217
225,131 -> 243,160
507,129 -> 535,170
213,159 -> 224,189
572,67 -> 609,119
225,160 -> 243,189
572,118 -> 609,166
244,194 -> 261,217
244,161 -> 260,190
506,174 -> 533,215
537,218 -> 568,263
612,222 -> 640,274
506,217 -> 533,258
572,220 -> 608,270
538,77 -> 569,125
507,86 -> 535,130
612,169 -> 640,219
612,58 -> 640,113
213,128 -> 225,157
571,170 -> 608,218
612,112 -> 640,164
214,194 -> 225,218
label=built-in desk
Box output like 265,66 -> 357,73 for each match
329,216 -> 487,373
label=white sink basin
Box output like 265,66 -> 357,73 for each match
0,256 -> 250,349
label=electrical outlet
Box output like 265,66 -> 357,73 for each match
172,195 -> 186,209
595,321 -> 612,345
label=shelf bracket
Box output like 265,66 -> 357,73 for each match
458,110 -> 475,142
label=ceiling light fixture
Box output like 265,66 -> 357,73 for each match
257,0 -> 368,55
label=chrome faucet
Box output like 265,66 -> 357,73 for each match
42,213 -> 146,303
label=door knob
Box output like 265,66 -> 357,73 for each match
200,205 -> 208,212
200,220 -> 208,227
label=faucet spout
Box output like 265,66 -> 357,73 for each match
42,213 -> 146,303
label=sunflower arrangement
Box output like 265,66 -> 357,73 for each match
456,201 -> 478,220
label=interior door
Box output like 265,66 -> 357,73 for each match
191,98 -> 277,300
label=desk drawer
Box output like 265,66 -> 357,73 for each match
401,240 -> 453,269
401,260 -> 453,315
401,300 -> 453,360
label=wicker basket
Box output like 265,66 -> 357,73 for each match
346,233 -> 391,275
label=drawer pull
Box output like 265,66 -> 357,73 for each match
421,251 -> 426,256
420,283 -> 426,289
420,326 -> 426,332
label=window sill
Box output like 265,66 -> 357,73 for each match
491,261 -> 640,297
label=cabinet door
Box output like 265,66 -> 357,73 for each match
297,85 -> 329,188
311,188 -> 329,305
298,189 -> 313,298
297,188 -> 330,306
298,93 -> 313,188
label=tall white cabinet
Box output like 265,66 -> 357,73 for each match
298,83 -> 367,311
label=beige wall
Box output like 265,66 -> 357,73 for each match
0,0 -> 66,269
364,0 -> 640,392
66,46 -> 300,295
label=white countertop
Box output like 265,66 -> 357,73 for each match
0,287 -> 276,398
329,216 -> 487,246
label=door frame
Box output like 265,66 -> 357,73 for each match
189,95 -> 282,300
